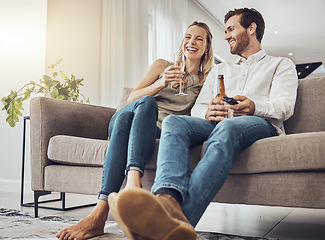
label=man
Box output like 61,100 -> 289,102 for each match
108,8 -> 298,240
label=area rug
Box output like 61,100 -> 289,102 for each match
0,208 -> 277,240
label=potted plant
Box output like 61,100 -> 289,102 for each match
1,59 -> 89,127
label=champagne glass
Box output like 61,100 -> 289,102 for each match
174,51 -> 187,96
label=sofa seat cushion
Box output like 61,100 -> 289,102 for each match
48,135 -> 201,169
48,131 -> 325,174
48,135 -> 109,167
230,132 -> 325,174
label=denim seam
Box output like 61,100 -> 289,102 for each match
152,183 -> 187,202
125,166 -> 144,177
98,193 -> 108,201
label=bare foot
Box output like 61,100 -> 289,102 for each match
56,200 -> 109,240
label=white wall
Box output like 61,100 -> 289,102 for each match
46,0 -> 102,105
0,0 -> 47,193
188,0 -> 235,62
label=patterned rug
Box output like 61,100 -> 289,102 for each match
0,208 -> 277,240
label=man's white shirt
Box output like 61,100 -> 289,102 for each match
191,49 -> 298,135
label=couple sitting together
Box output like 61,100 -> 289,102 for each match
56,7 -> 298,240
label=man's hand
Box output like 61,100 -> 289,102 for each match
228,95 -> 255,116
205,98 -> 228,122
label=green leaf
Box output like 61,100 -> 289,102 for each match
2,96 -> 10,111
22,88 -> 32,101
9,90 -> 18,99
70,80 -> 77,90
48,59 -> 63,69
57,94 -> 66,100
57,86 -> 70,99
6,98 -> 24,127
50,87 -> 59,98
60,71 -> 69,81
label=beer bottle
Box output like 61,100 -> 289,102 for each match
217,74 -> 233,118
217,75 -> 227,100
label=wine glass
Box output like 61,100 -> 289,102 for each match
174,51 -> 187,96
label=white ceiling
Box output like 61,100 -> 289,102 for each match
195,0 -> 325,67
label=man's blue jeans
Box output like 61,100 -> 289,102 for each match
151,115 -> 277,226
99,96 -> 161,201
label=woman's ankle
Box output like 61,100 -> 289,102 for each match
91,200 -> 109,221
125,170 -> 142,188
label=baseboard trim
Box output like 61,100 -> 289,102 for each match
0,179 -> 32,194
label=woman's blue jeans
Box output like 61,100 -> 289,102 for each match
151,115 -> 277,226
99,96 -> 161,201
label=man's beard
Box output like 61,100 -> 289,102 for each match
230,30 -> 249,55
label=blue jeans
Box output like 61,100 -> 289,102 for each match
99,96 -> 161,201
151,115 -> 277,226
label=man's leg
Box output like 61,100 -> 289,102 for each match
108,115 -> 215,240
182,116 -> 278,226
152,115 -> 216,200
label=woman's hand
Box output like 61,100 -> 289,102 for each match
158,65 -> 185,88
127,59 -> 185,103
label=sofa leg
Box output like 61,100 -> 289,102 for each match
61,192 -> 66,210
21,190 -> 98,217
27,191 -> 96,218
34,190 -> 52,217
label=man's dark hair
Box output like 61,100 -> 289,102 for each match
224,8 -> 265,43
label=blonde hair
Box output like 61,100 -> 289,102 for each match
179,21 -> 214,87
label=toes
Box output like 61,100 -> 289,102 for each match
59,230 -> 70,240
69,231 -> 79,240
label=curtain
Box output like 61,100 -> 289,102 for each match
148,0 -> 188,64
100,0 -> 187,107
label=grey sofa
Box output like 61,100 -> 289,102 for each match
30,76 -> 325,217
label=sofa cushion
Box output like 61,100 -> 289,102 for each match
284,76 -> 325,134
47,135 -> 202,169
48,135 -> 109,166
196,132 -> 325,174
231,132 -> 325,174
48,131 -> 325,174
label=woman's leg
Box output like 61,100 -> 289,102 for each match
57,96 -> 159,240
56,200 -> 108,240
125,95 -> 160,175
56,103 -> 135,240
98,109 -> 135,199
99,95 -> 159,198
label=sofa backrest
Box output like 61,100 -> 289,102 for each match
284,75 -> 325,134
119,76 -> 325,135
118,88 -> 133,110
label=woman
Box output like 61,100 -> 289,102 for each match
56,21 -> 213,240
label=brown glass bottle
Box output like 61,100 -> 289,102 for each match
217,75 -> 233,118
217,75 -> 227,100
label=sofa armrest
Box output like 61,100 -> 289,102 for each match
30,96 -> 116,191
